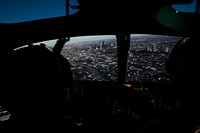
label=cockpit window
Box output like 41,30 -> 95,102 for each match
172,0 -> 200,13
38,34 -> 183,82
62,35 -> 118,81
0,0 -> 80,23
126,34 -> 183,83
41,35 -> 118,81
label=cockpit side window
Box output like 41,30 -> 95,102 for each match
172,0 -> 200,13
0,0 -> 80,23
126,34 -> 183,83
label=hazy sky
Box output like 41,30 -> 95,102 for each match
35,35 -> 116,47
35,34 -> 158,47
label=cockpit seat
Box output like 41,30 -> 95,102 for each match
1,43 -> 73,132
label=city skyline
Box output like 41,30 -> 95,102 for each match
61,34 -> 181,82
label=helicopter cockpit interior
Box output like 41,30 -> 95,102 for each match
0,0 -> 200,132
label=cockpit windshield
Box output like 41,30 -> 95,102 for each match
34,34 -> 183,82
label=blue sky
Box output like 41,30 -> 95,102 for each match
172,0 -> 198,13
0,0 -> 198,23
0,0 -> 80,23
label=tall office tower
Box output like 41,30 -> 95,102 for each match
152,43 -> 157,52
